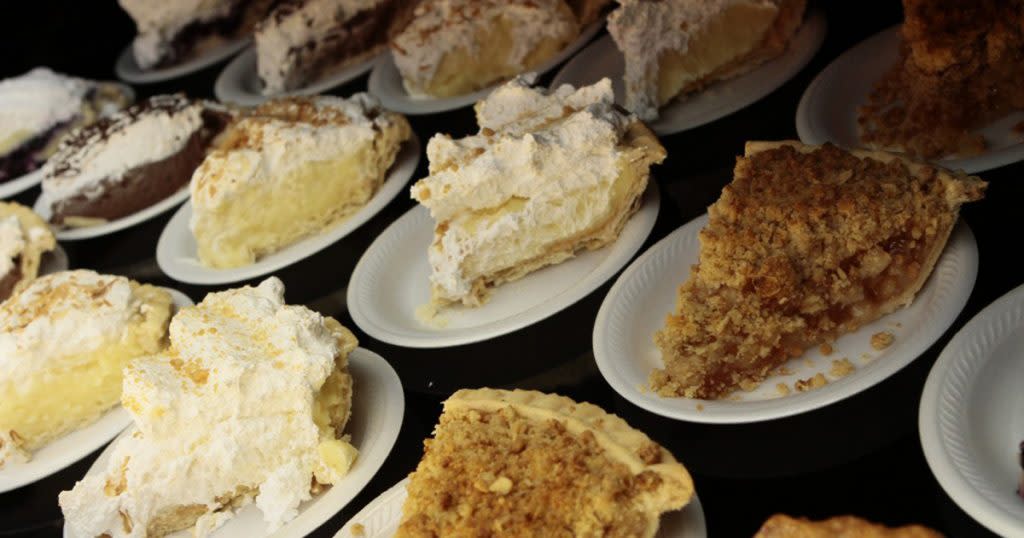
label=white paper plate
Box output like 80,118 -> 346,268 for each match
0,83 -> 136,200
368,21 -> 604,115
215,46 -> 382,106
0,288 -> 193,494
920,283 -> 1024,537
64,346 -> 405,538
797,26 -> 1024,174
348,182 -> 660,348
593,214 -> 978,424
34,187 -> 190,241
115,37 -> 250,84
552,10 -> 826,136
334,477 -> 706,538
156,135 -> 421,285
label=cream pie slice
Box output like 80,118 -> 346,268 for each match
255,0 -> 419,95
391,0 -> 579,98
60,277 -> 358,537
0,202 -> 56,303
411,76 -> 665,308
0,270 -> 172,467
653,141 -> 986,399
41,94 -> 231,228
0,68 -> 131,184
396,388 -> 693,537
608,0 -> 806,121
119,0 -> 278,69
189,94 -> 410,269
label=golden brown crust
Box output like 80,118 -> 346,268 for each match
755,514 -> 944,538
858,0 -> 1024,158
653,141 -> 985,399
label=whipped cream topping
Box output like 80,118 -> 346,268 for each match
41,95 -> 204,205
255,0 -> 388,95
0,68 -> 92,156
391,0 -> 577,97
189,94 -> 388,213
60,277 -> 352,537
608,0 -> 759,120
0,271 -> 145,391
411,76 -> 636,302
0,216 -> 26,279
119,0 -> 240,68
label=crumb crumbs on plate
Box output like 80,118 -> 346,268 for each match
803,358 -> 815,368
794,373 -> 828,392
351,523 -> 366,537
696,403 -> 704,411
776,383 -> 791,396
871,331 -> 895,350
414,303 -> 449,328
774,366 -> 793,376
819,342 -> 833,356
829,358 -> 855,378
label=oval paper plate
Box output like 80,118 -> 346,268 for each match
34,187 -> 190,241
368,21 -> 604,115
64,347 -> 404,538
215,46 -> 382,106
552,10 -> 826,136
115,38 -> 250,84
0,288 -> 193,494
156,134 -> 421,285
334,477 -> 707,538
347,182 -> 660,348
920,283 -> 1024,537
593,214 -> 978,424
797,25 -> 1024,174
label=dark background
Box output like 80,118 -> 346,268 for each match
1,1 -> 1019,537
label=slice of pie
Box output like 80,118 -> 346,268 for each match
42,94 -> 232,228
396,388 -> 693,537
0,270 -> 172,467
60,277 -> 358,537
858,0 -> 1024,159
119,0 -> 279,69
755,514 -> 944,537
0,68 -> 131,184
391,0 -> 579,98
190,94 -> 410,269
412,76 -> 665,308
653,141 -> 986,399
0,202 -> 56,302
255,0 -> 419,95
608,0 -> 806,121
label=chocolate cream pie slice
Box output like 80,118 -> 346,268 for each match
119,0 -> 279,69
189,94 -> 410,268
60,277 -> 358,537
0,68 -> 130,184
255,0 -> 419,95
608,0 -> 806,121
391,0 -> 580,98
0,270 -> 172,467
0,202 -> 55,303
41,94 -> 231,228
653,141 -> 986,399
412,75 -> 665,309
396,388 -> 693,537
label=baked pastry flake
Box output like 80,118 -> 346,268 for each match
59,277 -> 358,537
0,270 -> 172,467
608,0 -> 806,121
653,141 -> 986,399
190,94 -> 410,268
412,76 -> 665,308
396,388 -> 693,537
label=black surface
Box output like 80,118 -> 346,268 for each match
0,1 -> 1018,537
